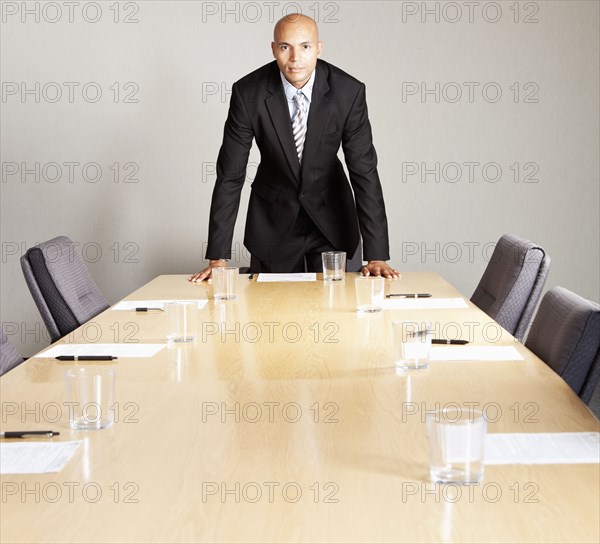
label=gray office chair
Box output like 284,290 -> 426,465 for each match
1,330 -> 24,376
525,286 -> 600,405
471,234 -> 550,341
21,236 -> 109,343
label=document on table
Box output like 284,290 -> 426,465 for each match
34,344 -> 167,358
256,273 -> 317,282
485,433 -> 600,465
1,441 -> 82,474
382,298 -> 469,310
112,300 -> 208,310
430,346 -> 524,361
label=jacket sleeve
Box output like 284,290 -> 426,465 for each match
341,83 -> 391,261
205,82 -> 254,260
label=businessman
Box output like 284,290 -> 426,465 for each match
190,14 -> 399,281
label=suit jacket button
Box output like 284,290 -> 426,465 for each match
299,192 -> 304,198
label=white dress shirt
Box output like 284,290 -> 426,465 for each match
280,69 -> 316,121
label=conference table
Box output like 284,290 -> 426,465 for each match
1,272 -> 598,543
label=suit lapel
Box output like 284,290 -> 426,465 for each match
301,61 -> 331,180
265,64 -> 301,184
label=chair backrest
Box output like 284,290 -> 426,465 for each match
0,330 -> 24,376
525,286 -> 600,404
471,233 -> 550,341
20,236 -> 109,343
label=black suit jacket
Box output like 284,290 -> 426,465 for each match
205,59 -> 390,262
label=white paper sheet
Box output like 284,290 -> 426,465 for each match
112,300 -> 208,310
1,441 -> 82,474
430,345 -> 524,361
34,344 -> 167,358
382,298 -> 468,310
485,433 -> 600,465
256,273 -> 317,282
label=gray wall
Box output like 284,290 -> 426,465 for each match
1,0 -> 598,356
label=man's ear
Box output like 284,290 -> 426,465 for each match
317,41 -> 323,58
271,41 -> 276,57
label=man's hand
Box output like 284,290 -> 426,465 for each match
360,260 -> 400,279
188,259 -> 227,282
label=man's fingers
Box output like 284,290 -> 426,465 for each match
188,269 -> 211,283
383,267 -> 396,279
198,270 -> 211,282
361,263 -> 401,279
381,267 -> 400,279
188,260 -> 231,283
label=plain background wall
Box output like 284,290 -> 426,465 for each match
1,0 -> 598,357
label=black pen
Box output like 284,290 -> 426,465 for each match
55,356 -> 117,361
386,293 -> 432,298
432,339 -> 469,345
135,307 -> 164,312
249,273 -> 254,280
1,431 -> 60,439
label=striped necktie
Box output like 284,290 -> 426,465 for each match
292,91 -> 307,162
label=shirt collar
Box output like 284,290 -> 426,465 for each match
280,69 -> 316,103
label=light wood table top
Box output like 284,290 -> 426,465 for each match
1,273 -> 598,543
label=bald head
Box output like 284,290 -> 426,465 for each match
274,13 -> 319,42
271,13 -> 322,89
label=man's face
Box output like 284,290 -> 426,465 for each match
271,16 -> 322,89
